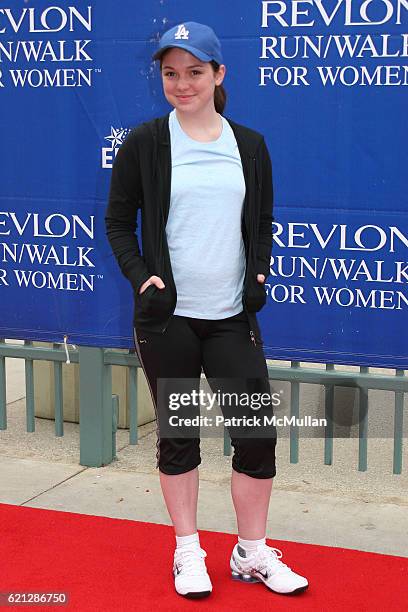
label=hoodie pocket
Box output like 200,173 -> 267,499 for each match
244,274 -> 267,312
138,284 -> 174,320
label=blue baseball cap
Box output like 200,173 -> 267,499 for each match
153,22 -> 223,65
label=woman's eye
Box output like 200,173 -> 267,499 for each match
191,70 -> 202,76
164,71 -> 176,77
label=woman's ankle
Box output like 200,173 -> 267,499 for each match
175,532 -> 200,549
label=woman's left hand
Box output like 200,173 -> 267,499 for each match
257,274 -> 265,284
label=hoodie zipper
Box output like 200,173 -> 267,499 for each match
246,156 -> 258,347
249,330 -> 257,346
155,129 -> 176,333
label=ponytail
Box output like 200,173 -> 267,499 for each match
214,84 -> 227,114
211,61 -> 227,115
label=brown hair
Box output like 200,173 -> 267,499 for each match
210,60 -> 227,115
159,54 -> 227,115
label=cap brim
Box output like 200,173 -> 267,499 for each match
152,44 -> 212,63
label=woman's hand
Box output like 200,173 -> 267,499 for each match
257,274 -> 265,284
139,275 -> 165,295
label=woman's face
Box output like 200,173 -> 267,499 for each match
161,47 -> 225,114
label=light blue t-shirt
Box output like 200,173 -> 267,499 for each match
166,109 -> 246,319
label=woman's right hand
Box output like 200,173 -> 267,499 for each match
139,275 -> 165,295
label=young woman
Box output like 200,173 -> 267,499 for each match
105,21 -> 308,599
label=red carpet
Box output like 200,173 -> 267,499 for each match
0,503 -> 407,611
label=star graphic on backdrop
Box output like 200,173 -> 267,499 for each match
105,127 -> 126,149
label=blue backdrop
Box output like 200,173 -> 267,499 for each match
1,0 -> 407,367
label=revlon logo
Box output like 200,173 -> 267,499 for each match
0,6 -> 92,34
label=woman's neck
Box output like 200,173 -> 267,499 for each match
175,105 -> 222,143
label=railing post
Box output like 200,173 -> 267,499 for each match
24,340 -> 35,432
358,366 -> 369,472
393,369 -> 404,475
112,394 -> 118,460
79,346 -> 113,467
0,339 -> 6,430
128,364 -> 138,445
290,361 -> 300,464
223,427 -> 232,456
324,364 -> 335,465
53,343 -> 64,437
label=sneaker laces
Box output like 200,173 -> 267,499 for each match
175,546 -> 208,577
255,545 -> 292,576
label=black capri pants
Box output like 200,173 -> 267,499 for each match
133,310 -> 277,479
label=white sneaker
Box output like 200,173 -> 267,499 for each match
230,543 -> 308,594
173,545 -> 212,599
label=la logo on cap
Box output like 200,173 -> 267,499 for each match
174,24 -> 189,40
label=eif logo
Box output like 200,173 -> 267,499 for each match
101,127 -> 131,168
174,24 -> 189,40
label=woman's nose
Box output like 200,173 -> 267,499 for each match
176,77 -> 190,91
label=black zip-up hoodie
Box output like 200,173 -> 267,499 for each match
105,113 -> 274,342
